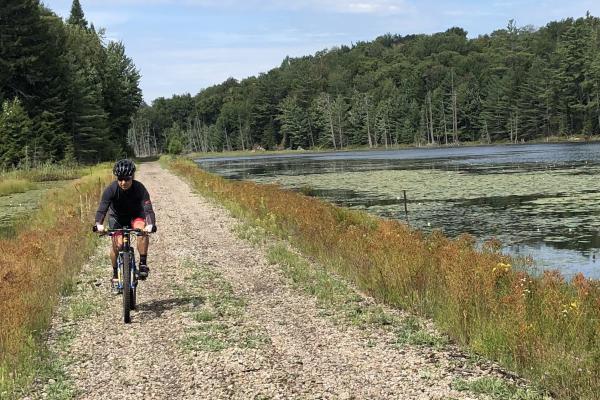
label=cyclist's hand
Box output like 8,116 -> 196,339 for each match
144,224 -> 154,233
95,223 -> 105,233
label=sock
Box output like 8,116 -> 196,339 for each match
140,255 -> 147,266
112,266 -> 118,279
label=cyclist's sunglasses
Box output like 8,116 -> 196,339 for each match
117,176 -> 132,182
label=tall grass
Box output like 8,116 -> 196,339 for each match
0,165 -> 112,397
0,179 -> 36,196
0,162 -> 86,183
166,156 -> 599,400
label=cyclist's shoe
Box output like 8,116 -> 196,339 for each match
138,264 -> 149,280
111,278 -> 122,295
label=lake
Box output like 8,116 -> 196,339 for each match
195,142 -> 600,278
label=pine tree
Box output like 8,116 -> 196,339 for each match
67,0 -> 88,28
277,95 -> 308,149
0,98 -> 33,168
103,41 -> 142,153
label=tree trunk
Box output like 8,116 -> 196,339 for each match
427,91 -> 434,144
441,96 -> 448,145
325,95 -> 337,149
365,95 -> 373,148
452,69 -> 458,143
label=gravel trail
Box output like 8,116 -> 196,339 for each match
30,162 -> 532,400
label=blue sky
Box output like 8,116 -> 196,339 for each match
43,0 -> 600,103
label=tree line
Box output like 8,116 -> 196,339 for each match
129,13 -> 600,155
0,0 -> 142,167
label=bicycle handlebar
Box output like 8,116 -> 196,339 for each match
92,225 -> 157,235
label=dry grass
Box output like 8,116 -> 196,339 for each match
0,165 -> 112,396
166,156 -> 599,400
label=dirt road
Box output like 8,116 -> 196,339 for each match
27,162 -> 531,399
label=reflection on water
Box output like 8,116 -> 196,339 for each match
197,142 -> 600,278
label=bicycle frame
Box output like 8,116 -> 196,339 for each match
103,227 -> 145,323
114,231 -> 137,290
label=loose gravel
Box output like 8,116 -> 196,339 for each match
24,162 -> 541,400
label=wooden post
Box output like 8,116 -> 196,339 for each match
403,190 -> 409,224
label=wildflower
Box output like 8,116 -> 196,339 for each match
494,262 -> 511,273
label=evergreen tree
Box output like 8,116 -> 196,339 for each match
277,95 -> 308,149
103,41 -> 142,153
0,98 -> 33,168
67,0 -> 88,28
131,13 -> 600,152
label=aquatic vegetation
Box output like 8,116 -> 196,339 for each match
201,148 -> 600,278
168,156 -> 600,399
0,164 -> 89,239
0,182 -> 67,238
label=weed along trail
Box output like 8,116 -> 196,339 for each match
28,162 -> 544,400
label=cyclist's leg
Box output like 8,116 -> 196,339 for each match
132,217 -> 148,254
108,215 -> 125,278
132,217 -> 149,278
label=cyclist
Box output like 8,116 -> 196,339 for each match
94,159 -> 156,288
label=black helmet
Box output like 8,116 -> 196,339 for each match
113,159 -> 136,177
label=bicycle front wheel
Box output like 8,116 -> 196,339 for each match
122,252 -> 132,323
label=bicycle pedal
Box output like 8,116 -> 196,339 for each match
111,279 -> 122,294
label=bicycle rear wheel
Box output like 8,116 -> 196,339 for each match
122,252 -> 132,323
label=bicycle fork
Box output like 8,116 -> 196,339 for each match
116,250 -> 137,291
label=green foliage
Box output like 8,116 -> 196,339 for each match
67,0 -> 87,28
0,179 -> 36,197
0,99 -> 33,168
166,123 -> 185,154
452,377 -> 549,400
0,0 -> 141,165
134,15 -> 600,153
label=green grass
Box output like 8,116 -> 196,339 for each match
178,260 -> 270,353
0,179 -> 37,196
0,162 -> 87,183
192,309 -> 217,322
264,242 -> 449,349
245,222 -> 448,346
452,377 -> 550,400
395,316 -> 447,348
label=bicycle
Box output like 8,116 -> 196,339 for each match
92,226 -> 155,323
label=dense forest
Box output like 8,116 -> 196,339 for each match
0,0 -> 141,167
129,13 -> 600,155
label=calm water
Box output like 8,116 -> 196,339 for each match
196,142 -> 600,278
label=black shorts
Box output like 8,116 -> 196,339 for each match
108,214 -> 146,229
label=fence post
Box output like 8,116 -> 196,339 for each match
403,190 -> 409,224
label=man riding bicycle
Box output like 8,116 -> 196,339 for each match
94,159 -> 156,288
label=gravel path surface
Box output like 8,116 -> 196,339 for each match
28,162 -> 534,399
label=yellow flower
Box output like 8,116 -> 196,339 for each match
494,262 -> 511,272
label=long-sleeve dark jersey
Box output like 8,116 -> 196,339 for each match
95,180 -> 156,225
